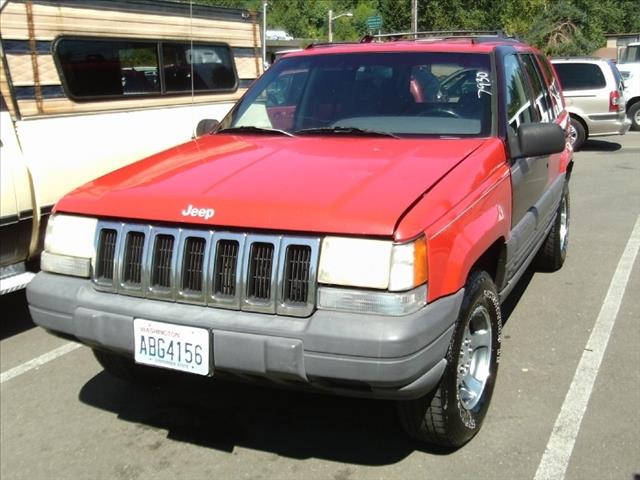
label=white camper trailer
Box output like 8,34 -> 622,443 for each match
0,0 -> 262,293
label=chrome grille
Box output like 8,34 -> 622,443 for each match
284,245 -> 311,304
214,240 -> 239,296
248,242 -> 274,300
151,235 -> 174,288
182,237 -> 206,293
123,232 -> 145,284
96,229 -> 117,281
92,221 -> 320,317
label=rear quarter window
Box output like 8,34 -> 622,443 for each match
553,63 -> 606,90
608,60 -> 623,89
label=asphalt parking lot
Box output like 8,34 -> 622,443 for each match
1,132 -> 639,480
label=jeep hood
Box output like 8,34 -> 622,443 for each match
56,135 -> 485,237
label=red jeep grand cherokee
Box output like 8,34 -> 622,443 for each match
28,34 -> 573,448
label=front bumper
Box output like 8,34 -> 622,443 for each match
27,272 -> 463,400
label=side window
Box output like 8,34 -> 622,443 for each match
163,43 -> 236,92
55,38 -> 237,100
521,54 -> 555,122
503,54 -> 535,132
57,38 -> 160,98
553,63 -> 606,90
536,54 -> 563,117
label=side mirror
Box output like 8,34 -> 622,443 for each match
195,119 -> 220,138
515,123 -> 566,158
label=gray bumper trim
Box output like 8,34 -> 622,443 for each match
28,272 -> 463,399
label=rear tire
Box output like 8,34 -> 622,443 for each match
536,182 -> 570,271
397,271 -> 502,448
569,117 -> 586,150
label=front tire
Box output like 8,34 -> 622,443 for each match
535,182 -> 570,271
397,271 -> 502,448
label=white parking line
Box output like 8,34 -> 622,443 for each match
534,214 -> 640,480
0,342 -> 82,384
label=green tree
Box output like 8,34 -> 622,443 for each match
195,0 -> 261,9
188,0 -> 639,52
524,0 -> 602,56
574,0 -> 640,35
331,1 -> 378,40
500,0 -> 548,37
418,0 -> 502,31
376,0 -> 411,33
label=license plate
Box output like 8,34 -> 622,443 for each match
133,319 -> 210,376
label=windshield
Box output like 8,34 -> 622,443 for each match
221,52 -> 494,137
620,45 -> 639,64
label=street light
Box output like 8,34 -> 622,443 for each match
262,1 -> 268,70
328,9 -> 353,43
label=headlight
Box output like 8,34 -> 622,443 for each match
318,235 -> 427,290
41,214 -> 97,277
317,235 -> 428,315
318,237 -> 393,289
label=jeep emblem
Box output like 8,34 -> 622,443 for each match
181,204 -> 215,220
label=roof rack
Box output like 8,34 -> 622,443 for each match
304,30 -> 520,50
373,30 -> 521,44
306,35 -> 376,49
305,41 -> 360,49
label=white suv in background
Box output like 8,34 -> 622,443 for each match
552,57 -> 630,149
617,42 -> 640,131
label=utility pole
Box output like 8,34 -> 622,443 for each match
328,10 -> 352,43
262,1 -> 268,70
411,0 -> 418,38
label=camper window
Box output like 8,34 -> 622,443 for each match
56,38 -> 160,98
163,43 -> 236,92
55,38 -> 237,100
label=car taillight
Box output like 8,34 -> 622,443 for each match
609,90 -> 622,112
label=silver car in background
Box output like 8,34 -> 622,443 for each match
552,57 -> 631,149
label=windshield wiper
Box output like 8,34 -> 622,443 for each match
217,126 -> 294,137
294,126 -> 399,138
